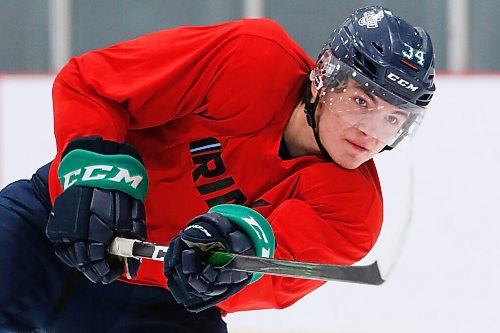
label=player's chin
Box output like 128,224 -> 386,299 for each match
335,157 -> 364,169
328,148 -> 372,169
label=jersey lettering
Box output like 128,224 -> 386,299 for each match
190,137 -> 248,207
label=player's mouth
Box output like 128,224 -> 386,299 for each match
345,139 -> 369,152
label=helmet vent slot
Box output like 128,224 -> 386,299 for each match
354,49 -> 364,63
418,93 -> 432,104
364,59 -> 377,77
372,42 -> 384,54
352,50 -> 377,77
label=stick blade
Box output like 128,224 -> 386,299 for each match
218,253 -> 385,285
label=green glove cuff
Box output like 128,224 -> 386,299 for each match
58,149 -> 149,201
209,204 -> 275,283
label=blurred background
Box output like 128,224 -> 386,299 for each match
1,1 -> 500,333
1,0 -> 498,73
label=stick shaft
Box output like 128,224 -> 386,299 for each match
109,237 -> 384,285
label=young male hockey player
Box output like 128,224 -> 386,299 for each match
0,6 -> 435,332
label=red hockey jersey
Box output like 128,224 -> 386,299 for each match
48,18 -> 383,312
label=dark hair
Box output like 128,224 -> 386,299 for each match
299,75 -> 312,105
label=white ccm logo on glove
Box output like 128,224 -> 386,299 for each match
185,224 -> 212,237
242,216 -> 271,258
62,165 -> 144,190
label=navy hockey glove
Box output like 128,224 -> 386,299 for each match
46,136 -> 148,284
164,204 -> 275,313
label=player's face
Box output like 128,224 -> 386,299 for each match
315,80 -> 407,169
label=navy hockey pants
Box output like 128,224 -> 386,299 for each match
0,163 -> 228,333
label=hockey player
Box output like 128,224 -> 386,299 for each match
0,6 -> 435,332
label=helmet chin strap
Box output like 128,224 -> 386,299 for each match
303,94 -> 331,160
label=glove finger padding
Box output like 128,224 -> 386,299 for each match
164,212 -> 256,313
164,237 -> 204,306
47,186 -> 146,283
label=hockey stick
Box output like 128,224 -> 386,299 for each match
109,237 -> 385,285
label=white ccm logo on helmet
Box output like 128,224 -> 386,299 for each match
387,72 -> 419,92
358,10 -> 384,29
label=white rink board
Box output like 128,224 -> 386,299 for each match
0,75 -> 56,186
1,74 -> 500,332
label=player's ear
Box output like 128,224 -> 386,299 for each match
310,80 -> 318,102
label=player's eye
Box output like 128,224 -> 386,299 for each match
354,97 -> 367,106
385,115 -> 400,125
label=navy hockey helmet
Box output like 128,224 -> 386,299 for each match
307,6 -> 436,149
